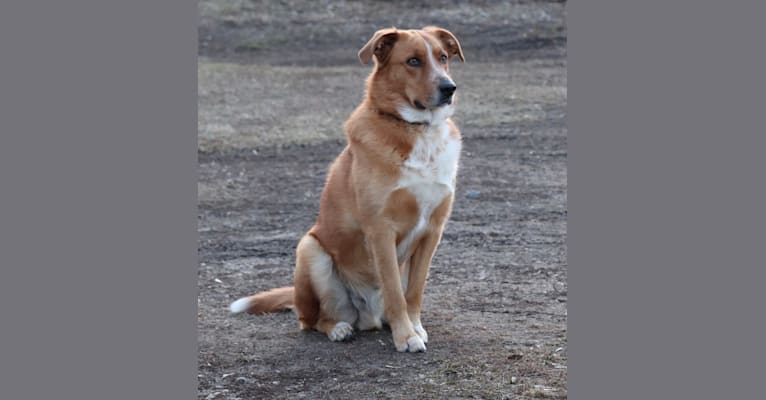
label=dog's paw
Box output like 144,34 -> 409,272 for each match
413,323 -> 428,344
328,321 -> 354,342
394,334 -> 427,353
405,336 -> 427,352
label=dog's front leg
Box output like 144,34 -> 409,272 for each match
405,229 -> 441,344
368,227 -> 426,352
405,196 -> 453,344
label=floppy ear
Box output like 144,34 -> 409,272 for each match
422,26 -> 465,62
358,28 -> 399,65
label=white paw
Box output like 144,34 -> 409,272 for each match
328,321 -> 354,342
405,336 -> 427,353
413,323 -> 429,343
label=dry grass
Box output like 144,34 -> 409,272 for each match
511,345 -> 568,399
198,58 -> 566,152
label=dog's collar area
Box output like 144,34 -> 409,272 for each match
377,110 -> 429,126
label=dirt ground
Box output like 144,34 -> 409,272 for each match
198,1 -> 567,399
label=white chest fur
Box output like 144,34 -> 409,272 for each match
395,121 -> 461,263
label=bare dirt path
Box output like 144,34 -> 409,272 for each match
198,1 -> 567,398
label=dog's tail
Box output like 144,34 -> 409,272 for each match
229,286 -> 295,314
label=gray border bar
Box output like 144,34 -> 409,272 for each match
0,1 -> 197,399
570,1 -> 766,399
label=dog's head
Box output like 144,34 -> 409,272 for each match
359,27 -> 465,124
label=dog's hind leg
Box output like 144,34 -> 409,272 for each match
293,235 -> 321,330
296,234 -> 358,341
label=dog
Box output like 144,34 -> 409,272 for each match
230,26 -> 465,353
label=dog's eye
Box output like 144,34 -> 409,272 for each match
406,57 -> 422,67
440,54 -> 448,64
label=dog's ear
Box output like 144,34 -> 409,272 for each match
358,28 -> 399,65
422,26 -> 465,62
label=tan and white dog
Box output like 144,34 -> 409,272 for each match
230,26 -> 465,353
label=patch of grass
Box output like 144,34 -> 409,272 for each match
429,353 -> 513,398
235,38 -> 288,52
510,345 -> 568,399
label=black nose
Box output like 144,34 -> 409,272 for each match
439,81 -> 457,98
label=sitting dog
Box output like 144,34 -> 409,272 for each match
230,26 -> 465,353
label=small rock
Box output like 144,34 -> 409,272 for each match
511,376 -> 518,384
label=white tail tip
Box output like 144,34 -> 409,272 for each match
229,297 -> 251,314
